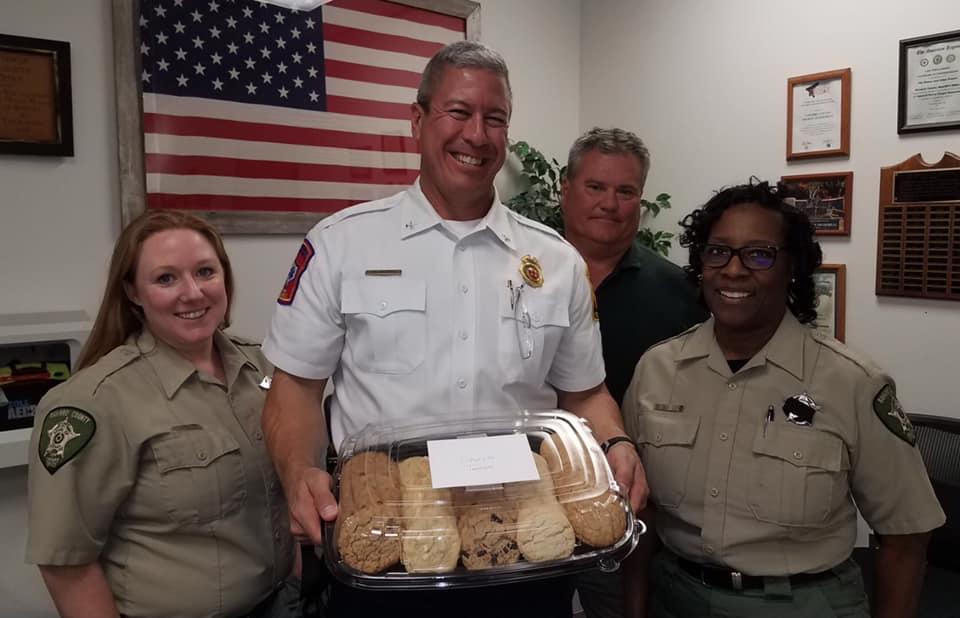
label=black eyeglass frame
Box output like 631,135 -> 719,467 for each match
700,244 -> 782,271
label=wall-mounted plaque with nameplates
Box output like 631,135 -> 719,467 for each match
877,152 -> 960,300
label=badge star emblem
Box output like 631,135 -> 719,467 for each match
38,408 -> 97,474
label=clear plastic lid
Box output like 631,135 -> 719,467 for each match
323,410 -> 644,589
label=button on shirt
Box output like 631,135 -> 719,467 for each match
623,313 -> 945,576
263,181 -> 605,449
26,329 -> 294,618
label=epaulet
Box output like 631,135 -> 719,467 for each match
809,328 -> 882,378
313,193 -> 402,232
65,345 -> 142,397
506,209 -> 566,243
227,333 -> 261,347
650,321 -> 705,352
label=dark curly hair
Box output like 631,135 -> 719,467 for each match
679,179 -> 823,324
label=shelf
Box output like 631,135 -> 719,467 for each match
0,310 -> 91,470
0,428 -> 31,469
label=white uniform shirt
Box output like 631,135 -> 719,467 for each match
263,181 -> 605,448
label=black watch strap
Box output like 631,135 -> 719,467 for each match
601,435 -> 635,454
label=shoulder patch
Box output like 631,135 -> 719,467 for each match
584,267 -> 599,321
38,407 -> 97,474
278,239 -> 315,305
873,384 -> 916,446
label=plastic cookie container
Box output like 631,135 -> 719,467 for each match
323,410 -> 645,589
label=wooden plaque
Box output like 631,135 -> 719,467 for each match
876,152 -> 960,300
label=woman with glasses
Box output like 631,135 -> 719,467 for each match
621,180 -> 943,618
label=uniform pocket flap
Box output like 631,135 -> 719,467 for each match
752,427 -> 843,471
499,287 -> 571,328
152,427 -> 241,473
640,415 -> 700,447
342,278 -> 426,317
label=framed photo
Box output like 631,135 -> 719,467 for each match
813,264 -> 846,342
898,29 -> 960,134
0,34 -> 73,156
112,0 -> 480,234
779,171 -> 853,236
786,68 -> 851,160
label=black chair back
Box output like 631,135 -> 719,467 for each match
911,414 -> 960,572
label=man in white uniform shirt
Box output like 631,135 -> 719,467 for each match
261,40 -> 647,618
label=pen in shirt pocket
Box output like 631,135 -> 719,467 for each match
763,404 -> 775,437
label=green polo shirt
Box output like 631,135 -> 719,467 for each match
596,240 -> 708,405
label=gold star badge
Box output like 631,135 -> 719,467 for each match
519,255 -> 544,288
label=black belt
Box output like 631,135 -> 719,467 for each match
676,557 -> 835,591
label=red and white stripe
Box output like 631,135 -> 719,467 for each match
144,0 -> 464,214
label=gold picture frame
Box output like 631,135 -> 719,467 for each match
813,263 -> 846,342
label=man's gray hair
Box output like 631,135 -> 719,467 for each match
566,127 -> 651,181
416,40 -> 512,109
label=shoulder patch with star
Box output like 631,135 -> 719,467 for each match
872,384 -> 916,446
37,407 -> 97,474
277,239 -> 315,305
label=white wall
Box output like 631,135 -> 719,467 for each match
581,0 -> 960,417
0,0 -> 579,615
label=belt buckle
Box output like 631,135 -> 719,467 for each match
730,571 -> 743,591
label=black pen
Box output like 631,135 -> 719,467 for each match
763,405 -> 775,437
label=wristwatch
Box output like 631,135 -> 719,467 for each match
600,435 -> 636,454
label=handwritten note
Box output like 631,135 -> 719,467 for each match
426,434 -> 539,489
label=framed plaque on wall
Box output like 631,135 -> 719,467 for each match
0,33 -> 73,156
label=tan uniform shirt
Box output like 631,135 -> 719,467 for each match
624,313 -> 945,576
26,329 -> 294,618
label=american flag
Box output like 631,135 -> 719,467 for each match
138,0 -> 464,213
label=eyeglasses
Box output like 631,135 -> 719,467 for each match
508,281 -> 534,360
701,244 -> 781,271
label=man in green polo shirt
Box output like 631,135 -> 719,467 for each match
560,127 -> 708,618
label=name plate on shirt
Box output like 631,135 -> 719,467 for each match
426,434 -> 539,489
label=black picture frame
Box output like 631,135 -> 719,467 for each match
898,29 -> 960,135
0,33 -> 74,156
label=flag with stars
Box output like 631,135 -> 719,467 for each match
138,0 -> 464,213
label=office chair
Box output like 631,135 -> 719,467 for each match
911,414 -> 960,618
853,413 -> 960,617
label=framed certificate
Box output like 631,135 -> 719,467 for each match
786,68 -> 851,160
898,30 -> 960,134
0,34 -> 73,156
812,264 -> 846,342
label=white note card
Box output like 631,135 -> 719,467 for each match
426,433 -> 539,489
